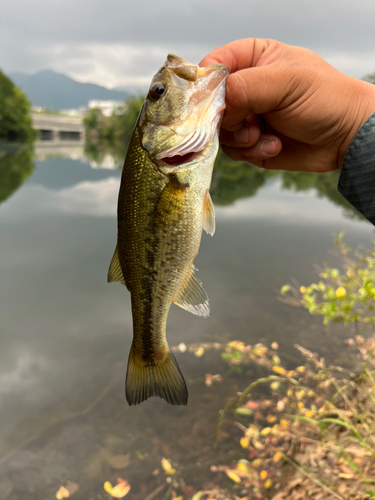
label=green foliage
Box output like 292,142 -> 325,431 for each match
363,73 -> 375,84
0,144 -> 34,204
0,70 -> 34,142
211,151 -> 275,206
281,233 -> 375,329
83,96 -> 144,155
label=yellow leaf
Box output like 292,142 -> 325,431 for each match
273,452 -> 282,463
272,366 -> 286,376
194,346 -> 204,357
111,479 -> 131,498
236,462 -> 248,472
260,470 -> 268,480
267,415 -> 277,424
298,402 -> 304,409
161,458 -> 171,470
226,470 -> 241,483
299,286 -> 306,294
240,437 -> 249,448
264,479 -> 272,489
260,427 -> 271,436
56,486 -> 70,499
104,479 -> 131,498
191,492 -> 203,500
336,287 -> 347,298
305,410 -> 315,418
104,482 -> 113,494
172,497 -> 183,500
161,458 -> 175,474
252,459 -> 262,468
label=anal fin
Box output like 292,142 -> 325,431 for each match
107,243 -> 127,288
202,190 -> 215,236
173,266 -> 210,318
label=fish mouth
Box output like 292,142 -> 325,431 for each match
158,151 -> 201,168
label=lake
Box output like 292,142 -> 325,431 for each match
0,142 -> 374,499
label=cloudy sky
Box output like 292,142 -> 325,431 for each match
1,0 -> 375,88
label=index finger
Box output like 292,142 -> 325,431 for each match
199,38 -> 272,72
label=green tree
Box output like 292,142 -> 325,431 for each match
112,96 -> 144,143
0,70 -> 34,142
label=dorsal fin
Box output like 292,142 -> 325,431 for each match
173,266 -> 210,318
107,243 -> 127,288
202,190 -> 215,236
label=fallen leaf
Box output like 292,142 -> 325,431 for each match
107,454 -> 131,469
240,437 -> 249,448
56,486 -> 70,499
260,470 -> 268,480
194,347 -> 204,357
65,483 -> 79,496
191,492 -> 203,500
161,458 -> 176,475
104,479 -> 131,498
226,470 -> 241,483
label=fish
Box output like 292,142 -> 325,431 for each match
108,54 -> 229,406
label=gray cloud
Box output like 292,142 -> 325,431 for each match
1,0 -> 375,86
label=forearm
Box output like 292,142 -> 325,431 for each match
338,111 -> 375,224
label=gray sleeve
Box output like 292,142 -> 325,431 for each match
338,111 -> 375,225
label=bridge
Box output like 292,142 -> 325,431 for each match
32,113 -> 85,146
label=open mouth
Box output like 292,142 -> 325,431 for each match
158,151 -> 201,167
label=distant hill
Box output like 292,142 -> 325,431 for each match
113,85 -> 148,95
9,70 -> 130,110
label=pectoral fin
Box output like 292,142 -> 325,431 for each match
202,190 -> 215,236
107,243 -> 127,288
173,266 -> 210,318
154,176 -> 189,227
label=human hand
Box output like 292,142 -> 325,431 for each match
200,39 -> 375,172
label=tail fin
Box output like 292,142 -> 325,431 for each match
125,344 -> 188,406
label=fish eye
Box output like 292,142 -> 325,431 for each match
149,82 -> 167,100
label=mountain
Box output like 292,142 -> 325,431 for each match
9,70 -> 130,110
113,85 -> 148,95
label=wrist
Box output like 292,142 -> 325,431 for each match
338,79 -> 375,167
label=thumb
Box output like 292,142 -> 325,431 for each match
222,64 -> 302,131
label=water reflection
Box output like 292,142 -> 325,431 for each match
0,142 -> 373,499
0,143 -> 34,205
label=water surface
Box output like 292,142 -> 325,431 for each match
0,144 -> 374,499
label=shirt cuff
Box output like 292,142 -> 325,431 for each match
338,111 -> 375,224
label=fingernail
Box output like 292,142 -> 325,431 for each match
233,127 -> 250,144
260,139 -> 277,155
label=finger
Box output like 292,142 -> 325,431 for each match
220,60 -> 307,131
220,125 -> 261,147
220,113 -> 262,145
199,38 -> 275,73
221,135 -> 282,163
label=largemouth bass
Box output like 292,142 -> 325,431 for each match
108,54 -> 228,406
